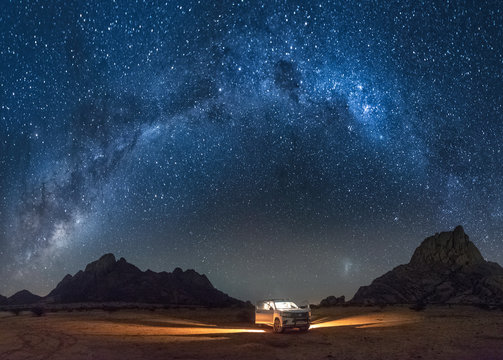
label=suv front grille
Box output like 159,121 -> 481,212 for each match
292,313 -> 308,319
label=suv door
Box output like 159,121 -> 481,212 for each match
255,301 -> 274,324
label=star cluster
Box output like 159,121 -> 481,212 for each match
1,0 -> 502,301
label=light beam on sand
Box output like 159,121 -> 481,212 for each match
310,313 -> 420,329
68,320 -> 265,339
166,328 -> 266,335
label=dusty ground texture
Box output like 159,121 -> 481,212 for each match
0,306 -> 502,360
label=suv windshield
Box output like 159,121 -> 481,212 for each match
274,301 -> 299,309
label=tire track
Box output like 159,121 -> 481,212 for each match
0,330 -> 78,360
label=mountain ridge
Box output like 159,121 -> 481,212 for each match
44,253 -> 241,306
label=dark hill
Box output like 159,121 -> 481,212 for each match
352,226 -> 503,305
7,290 -> 42,305
45,254 -> 242,307
0,295 -> 6,305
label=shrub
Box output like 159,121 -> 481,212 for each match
475,303 -> 491,311
102,305 -> 119,314
10,308 -> 21,316
31,306 -> 46,317
410,300 -> 427,312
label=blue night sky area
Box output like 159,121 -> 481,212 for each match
0,0 -> 502,303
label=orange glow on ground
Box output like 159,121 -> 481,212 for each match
310,312 -> 421,329
42,310 -> 419,345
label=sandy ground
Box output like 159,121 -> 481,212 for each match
0,306 -> 502,360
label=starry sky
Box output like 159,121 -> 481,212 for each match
1,0 -> 502,302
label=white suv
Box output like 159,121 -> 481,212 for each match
255,299 -> 311,333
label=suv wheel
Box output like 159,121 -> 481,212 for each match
299,326 -> 309,332
273,318 -> 284,333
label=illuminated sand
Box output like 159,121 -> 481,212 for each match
0,306 -> 502,359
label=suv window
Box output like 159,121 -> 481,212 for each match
274,301 -> 298,309
256,301 -> 273,310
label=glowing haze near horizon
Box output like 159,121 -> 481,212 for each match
1,0 -> 502,302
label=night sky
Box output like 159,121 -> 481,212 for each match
1,0 -> 502,303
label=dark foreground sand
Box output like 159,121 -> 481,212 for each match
0,306 -> 502,360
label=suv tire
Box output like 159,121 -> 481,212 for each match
273,318 -> 284,333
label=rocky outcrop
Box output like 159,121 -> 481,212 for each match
409,225 -> 484,267
45,254 -> 242,307
84,253 -> 117,274
7,290 -> 42,305
319,295 -> 346,307
352,226 -> 503,305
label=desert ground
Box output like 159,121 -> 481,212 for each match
0,305 -> 502,360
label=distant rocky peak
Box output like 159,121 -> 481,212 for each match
409,225 -> 484,267
7,289 -> 42,305
351,226 -> 503,305
84,253 -> 117,274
